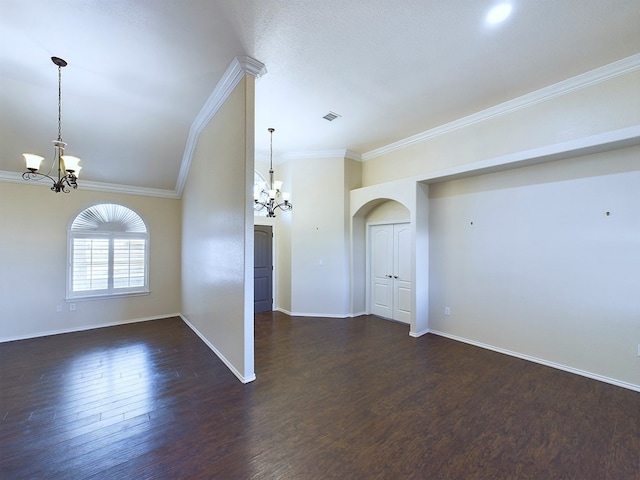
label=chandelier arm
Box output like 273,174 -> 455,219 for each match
55,183 -> 71,194
56,173 -> 77,192
254,193 -> 291,212
22,171 -> 57,184
276,201 -> 292,212
22,170 -> 77,193
63,173 -> 78,189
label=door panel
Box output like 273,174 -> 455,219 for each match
395,284 -> 412,324
394,224 -> 412,324
370,225 -> 393,318
395,225 -> 412,280
254,225 -> 273,313
373,282 -> 392,311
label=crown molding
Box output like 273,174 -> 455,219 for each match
415,125 -> 640,185
281,149 -> 362,162
0,170 -> 36,187
174,55 -> 266,197
362,53 -> 640,161
77,180 -> 179,198
235,56 -> 268,78
0,170 -> 180,199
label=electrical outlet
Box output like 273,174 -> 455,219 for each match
637,344 -> 640,357
444,307 -> 451,316
69,303 -> 76,311
56,305 -> 62,313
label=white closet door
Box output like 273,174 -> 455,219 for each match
370,223 -> 412,324
393,224 -> 412,324
370,224 -> 394,319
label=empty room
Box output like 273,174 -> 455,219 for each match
1,1 -> 639,478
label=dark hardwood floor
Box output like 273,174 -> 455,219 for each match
1,313 -> 638,479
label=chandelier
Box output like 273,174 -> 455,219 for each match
22,56 -> 81,193
254,128 -> 292,217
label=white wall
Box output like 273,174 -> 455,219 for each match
282,155 -> 359,317
0,183 -> 181,341
428,146 -> 640,389
181,76 -> 256,382
288,156 -> 348,316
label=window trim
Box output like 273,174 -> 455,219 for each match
66,204 -> 150,301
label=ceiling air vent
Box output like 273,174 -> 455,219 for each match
322,111 -> 341,121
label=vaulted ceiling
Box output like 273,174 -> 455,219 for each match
1,1 -> 639,193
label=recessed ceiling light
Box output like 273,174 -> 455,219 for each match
486,3 -> 512,24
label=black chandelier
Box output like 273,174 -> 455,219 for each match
254,128 -> 292,217
22,56 -> 81,193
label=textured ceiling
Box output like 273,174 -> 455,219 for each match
1,0 -> 639,192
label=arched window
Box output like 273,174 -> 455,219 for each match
67,203 -> 149,299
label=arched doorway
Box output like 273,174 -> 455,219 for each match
349,179 -> 430,336
365,200 -> 411,323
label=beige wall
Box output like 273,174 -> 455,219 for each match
0,182 -> 181,341
181,77 -> 255,382
274,160 -> 293,313
283,156 -> 358,317
365,200 -> 410,224
428,146 -> 640,388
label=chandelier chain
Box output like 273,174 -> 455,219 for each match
57,65 -> 62,142
269,127 -> 274,170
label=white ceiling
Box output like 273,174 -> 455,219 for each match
1,0 -> 639,192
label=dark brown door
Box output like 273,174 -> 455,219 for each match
254,225 -> 273,313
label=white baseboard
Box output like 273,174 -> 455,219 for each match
275,308 -> 349,319
429,329 -> 640,393
410,328 -> 429,338
0,313 -> 180,343
179,315 -> 256,384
